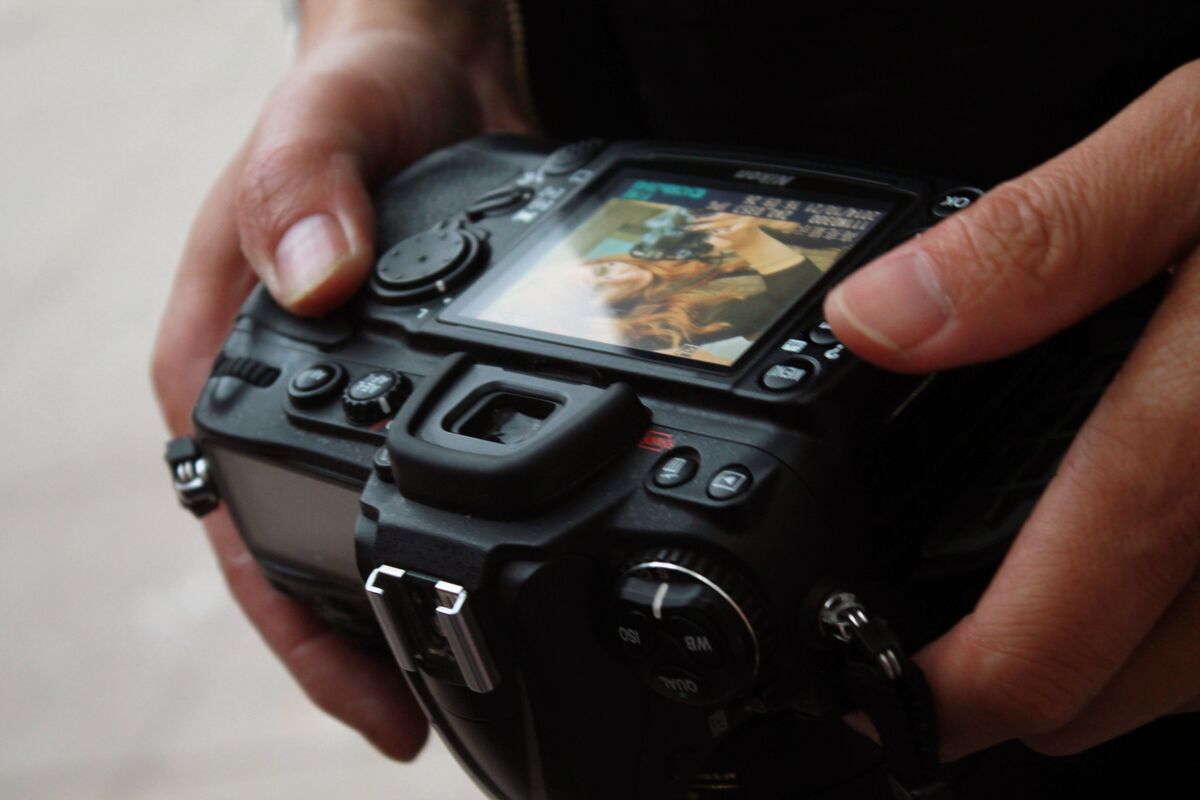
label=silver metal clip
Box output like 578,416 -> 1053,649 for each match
364,566 -> 499,693
819,592 -> 903,681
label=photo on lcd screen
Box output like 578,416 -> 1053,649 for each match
459,175 -> 888,367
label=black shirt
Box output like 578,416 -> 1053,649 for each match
513,3 -> 1200,796
519,2 -> 1200,184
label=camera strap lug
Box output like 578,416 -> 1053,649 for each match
819,593 -> 950,800
164,436 -> 219,518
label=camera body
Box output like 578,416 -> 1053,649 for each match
183,135 -> 1147,798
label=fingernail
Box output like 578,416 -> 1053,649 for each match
842,711 -> 881,744
274,213 -> 350,304
828,248 -> 953,353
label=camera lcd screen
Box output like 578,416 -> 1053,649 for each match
452,169 -> 892,368
207,446 -> 363,584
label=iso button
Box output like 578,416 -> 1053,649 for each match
614,610 -> 657,659
931,186 -> 984,218
760,356 -> 820,391
342,370 -> 408,424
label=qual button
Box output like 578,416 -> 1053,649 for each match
648,665 -> 711,705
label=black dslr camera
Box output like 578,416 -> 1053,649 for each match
167,136 -> 1155,798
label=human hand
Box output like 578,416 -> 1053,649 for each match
825,60 -> 1200,760
151,0 -> 528,759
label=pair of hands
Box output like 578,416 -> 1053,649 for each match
151,8 -> 1200,765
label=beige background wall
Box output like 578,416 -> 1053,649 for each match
0,2 -> 482,797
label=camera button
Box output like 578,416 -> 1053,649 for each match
653,451 -> 699,488
287,362 -> 346,407
707,466 -> 753,500
667,617 -> 724,668
760,357 -> 819,391
540,138 -> 604,175
931,186 -> 984,218
342,369 -> 408,424
467,185 -> 533,218
648,665 -> 710,705
822,343 -> 847,362
807,320 -> 838,346
615,611 -> 657,658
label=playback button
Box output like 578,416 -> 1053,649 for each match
707,466 -> 752,500
760,356 -> 820,391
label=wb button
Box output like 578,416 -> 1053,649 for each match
668,617 -> 724,667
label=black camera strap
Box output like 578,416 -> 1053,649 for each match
821,594 -> 950,800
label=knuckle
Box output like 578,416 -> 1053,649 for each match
958,618 -> 1103,736
936,176 -> 1077,313
236,141 -> 321,241
1065,417 -> 1200,603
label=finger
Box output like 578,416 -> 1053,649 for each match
1022,573 -> 1200,755
151,147 -> 258,436
151,154 -> 429,757
825,60 -> 1200,373
915,247 -> 1200,760
1175,698 -> 1200,715
205,507 -> 427,760
236,30 -> 479,316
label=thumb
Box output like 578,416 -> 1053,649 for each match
824,60 -> 1200,373
236,31 -> 480,316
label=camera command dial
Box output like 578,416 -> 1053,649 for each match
371,226 -> 486,303
612,550 -> 765,706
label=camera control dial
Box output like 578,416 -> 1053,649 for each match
612,550 -> 766,706
371,226 -> 486,304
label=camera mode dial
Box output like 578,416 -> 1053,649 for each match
342,369 -> 408,425
612,549 -> 767,706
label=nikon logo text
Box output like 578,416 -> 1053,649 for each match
733,169 -> 795,186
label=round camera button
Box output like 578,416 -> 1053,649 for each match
760,357 -> 820,391
807,321 -> 838,346
647,665 -> 711,705
666,616 -> 725,668
614,610 -> 657,660
931,186 -> 984,218
653,451 -> 699,488
707,466 -> 753,500
287,362 -> 346,407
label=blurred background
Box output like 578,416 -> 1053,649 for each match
0,2 -> 483,797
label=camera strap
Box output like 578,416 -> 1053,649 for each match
821,594 -> 951,800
